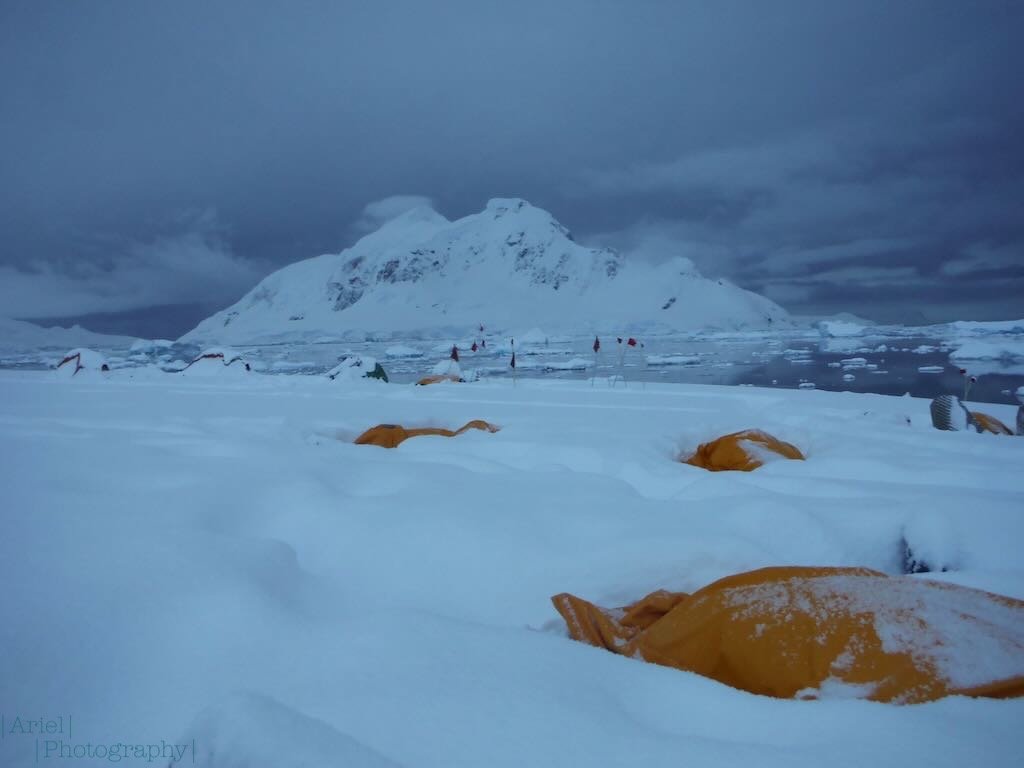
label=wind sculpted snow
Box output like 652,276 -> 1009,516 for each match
0,371 -> 1022,767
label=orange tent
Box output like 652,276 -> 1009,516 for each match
354,420 -> 499,448
683,429 -> 804,471
416,374 -> 463,386
969,411 -> 1014,435
552,566 -> 1024,704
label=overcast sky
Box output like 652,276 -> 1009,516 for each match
2,0 -> 1022,336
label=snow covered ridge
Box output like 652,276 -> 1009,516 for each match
0,315 -> 136,351
181,198 -> 789,344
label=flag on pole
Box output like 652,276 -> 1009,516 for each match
593,336 -> 600,353
627,337 -> 637,347
511,351 -> 516,369
510,337 -> 516,369
471,341 -> 478,352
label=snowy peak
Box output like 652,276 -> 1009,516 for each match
363,205 -> 449,243
183,199 -> 788,343
325,197 -> 618,312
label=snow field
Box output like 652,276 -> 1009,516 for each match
1,371 -> 1022,767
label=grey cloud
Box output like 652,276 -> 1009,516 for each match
1,0 -> 1022,331
0,211 -> 267,319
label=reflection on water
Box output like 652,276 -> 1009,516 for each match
3,331 -> 1022,406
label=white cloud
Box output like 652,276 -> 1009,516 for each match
351,195 -> 436,236
1,213 -> 268,319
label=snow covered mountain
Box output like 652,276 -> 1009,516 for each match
0,316 -> 137,351
183,199 -> 788,343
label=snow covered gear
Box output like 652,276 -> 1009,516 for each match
552,566 -> 1024,704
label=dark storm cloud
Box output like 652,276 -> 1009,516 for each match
1,0 -> 1022,333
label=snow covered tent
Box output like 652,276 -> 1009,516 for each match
971,411 -> 1015,435
55,348 -> 110,378
552,566 -> 1024,704
178,348 -> 251,376
416,374 -> 464,386
418,357 -> 463,385
683,429 -> 804,471
354,420 -> 499,448
930,395 -> 1014,435
326,355 -> 388,382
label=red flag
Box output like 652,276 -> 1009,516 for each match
471,341 -> 478,352
592,336 -> 600,353
627,337 -> 637,347
450,345 -> 459,362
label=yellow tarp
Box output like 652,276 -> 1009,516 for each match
416,374 -> 462,386
354,420 -> 499,448
552,566 -> 1024,704
683,429 -> 804,471
970,411 -> 1014,435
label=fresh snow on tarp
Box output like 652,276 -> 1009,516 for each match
181,199 -> 788,344
431,358 -> 462,377
728,572 -> 1024,695
1,371 -> 1023,767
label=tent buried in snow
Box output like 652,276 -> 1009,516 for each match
682,430 -> 804,471
55,348 -> 110,378
354,420 -> 499,448
552,566 -> 1024,704
327,356 -> 389,382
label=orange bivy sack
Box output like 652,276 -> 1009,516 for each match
354,420 -> 499,448
683,429 -> 804,471
969,411 -> 1014,435
416,374 -> 463,386
552,566 -> 1024,704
